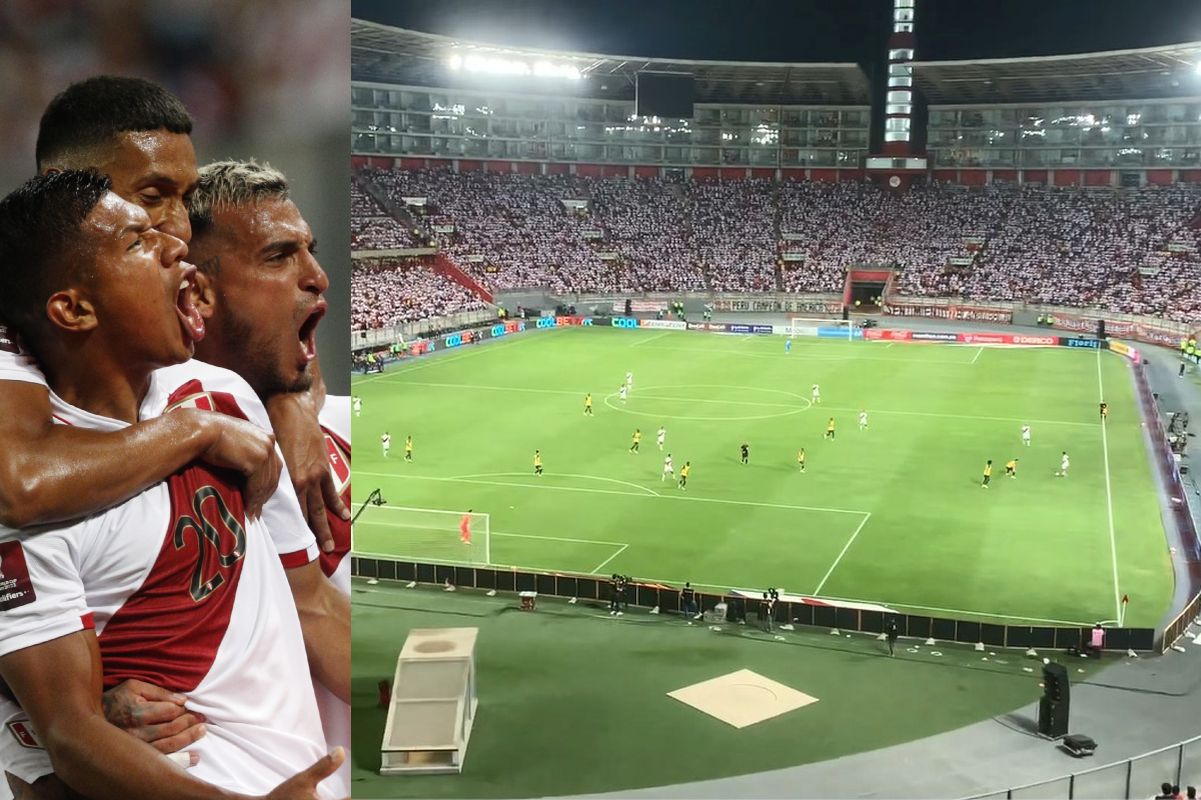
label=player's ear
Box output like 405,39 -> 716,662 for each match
45,289 -> 98,333
191,269 -> 217,319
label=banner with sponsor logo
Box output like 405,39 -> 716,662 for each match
728,324 -> 775,335
885,304 -> 1013,324
610,316 -> 639,329
1108,340 -> 1141,363
637,319 -> 687,330
1060,337 -> 1101,349
818,327 -> 862,339
610,300 -> 667,313
910,331 -> 960,342
686,322 -> 730,332
1050,313 -> 1185,347
863,329 -> 913,341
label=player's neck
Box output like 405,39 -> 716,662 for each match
42,347 -> 153,424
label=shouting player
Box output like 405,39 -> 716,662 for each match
0,171 -> 343,799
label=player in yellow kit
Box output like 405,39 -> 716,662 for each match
629,428 -> 642,454
534,450 -> 544,476
1005,458 -> 1018,478
797,447 -> 806,472
404,435 -> 413,462
678,461 -> 691,490
824,417 -> 836,440
584,393 -> 593,416
982,460 -> 993,488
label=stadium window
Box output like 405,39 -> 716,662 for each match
888,49 -> 915,61
885,118 -> 911,132
887,90 -> 912,104
884,131 -> 910,142
888,77 -> 913,88
886,104 -> 912,115
889,64 -> 913,77
895,22 -> 914,32
894,7 -> 914,22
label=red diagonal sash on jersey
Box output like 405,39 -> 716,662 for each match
319,426 -> 351,577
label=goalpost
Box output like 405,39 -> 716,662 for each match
787,316 -> 856,341
352,504 -> 492,566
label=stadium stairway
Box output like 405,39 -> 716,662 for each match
434,252 -> 493,303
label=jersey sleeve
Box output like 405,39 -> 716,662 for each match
263,458 -> 320,568
0,533 -> 91,660
0,698 -> 53,786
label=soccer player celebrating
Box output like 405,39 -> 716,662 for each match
404,435 -> 413,462
1021,424 -> 1031,446
1056,451 -> 1070,477
618,383 -> 628,403
824,417 -> 836,440
1005,458 -> 1018,478
584,393 -> 593,416
797,447 -> 806,472
662,453 -> 674,482
678,461 -> 691,491
657,425 -> 666,451
858,409 -> 868,431
534,450 -> 544,476
812,383 -> 821,404
630,428 -> 642,454
982,460 -> 993,488
460,510 -> 472,545
740,442 -> 749,465
381,431 -> 391,457
0,171 -> 343,799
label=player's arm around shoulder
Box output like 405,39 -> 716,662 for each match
0,380 -> 277,529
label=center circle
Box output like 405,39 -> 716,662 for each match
602,384 -> 813,421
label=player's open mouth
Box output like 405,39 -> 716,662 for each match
176,264 -> 205,343
298,302 -> 326,363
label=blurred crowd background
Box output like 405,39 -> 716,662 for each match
0,0 -> 351,390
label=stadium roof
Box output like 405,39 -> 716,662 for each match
912,42 -> 1201,106
352,19 -> 871,106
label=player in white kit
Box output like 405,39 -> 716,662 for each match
352,395 -> 361,417
1021,425 -> 1031,446
1057,451 -> 1070,477
812,384 -> 821,404
381,432 -> 391,457
858,410 -> 868,431
0,173 -> 342,798
626,371 -> 633,389
662,453 -> 674,481
186,161 -> 353,789
657,426 -> 666,450
619,384 -> 628,403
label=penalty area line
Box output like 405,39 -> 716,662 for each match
811,513 -> 871,596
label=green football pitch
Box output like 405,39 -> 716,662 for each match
351,327 -> 1173,629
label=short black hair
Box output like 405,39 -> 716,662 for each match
36,76 -> 193,170
0,170 -> 111,347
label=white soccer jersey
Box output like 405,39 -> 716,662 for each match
657,428 -> 666,443
0,322 -> 46,387
352,396 -> 361,416
313,396 -> 351,791
1022,426 -> 1031,439
1061,455 -> 1070,470
0,366 -> 335,798
663,457 -> 674,473
619,386 -> 627,399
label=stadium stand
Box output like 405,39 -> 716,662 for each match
352,167 -> 1201,325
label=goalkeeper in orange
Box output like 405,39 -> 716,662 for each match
460,509 -> 473,544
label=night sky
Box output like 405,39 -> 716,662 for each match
352,0 -> 1201,65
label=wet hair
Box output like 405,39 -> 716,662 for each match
36,75 -> 193,171
0,170 -> 112,345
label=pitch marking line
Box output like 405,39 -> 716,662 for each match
356,471 -> 868,517
372,379 -> 1098,428
970,346 -> 984,364
811,512 -> 872,596
590,544 -> 629,574
631,331 -> 674,347
350,506 -> 631,548
456,472 -> 662,497
1097,349 -> 1122,622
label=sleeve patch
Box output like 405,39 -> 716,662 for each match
0,542 -> 37,611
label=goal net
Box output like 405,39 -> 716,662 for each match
787,316 -> 856,341
352,504 -> 491,566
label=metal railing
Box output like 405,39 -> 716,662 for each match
965,734 -> 1201,799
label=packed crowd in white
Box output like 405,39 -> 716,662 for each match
351,168 -> 1201,328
